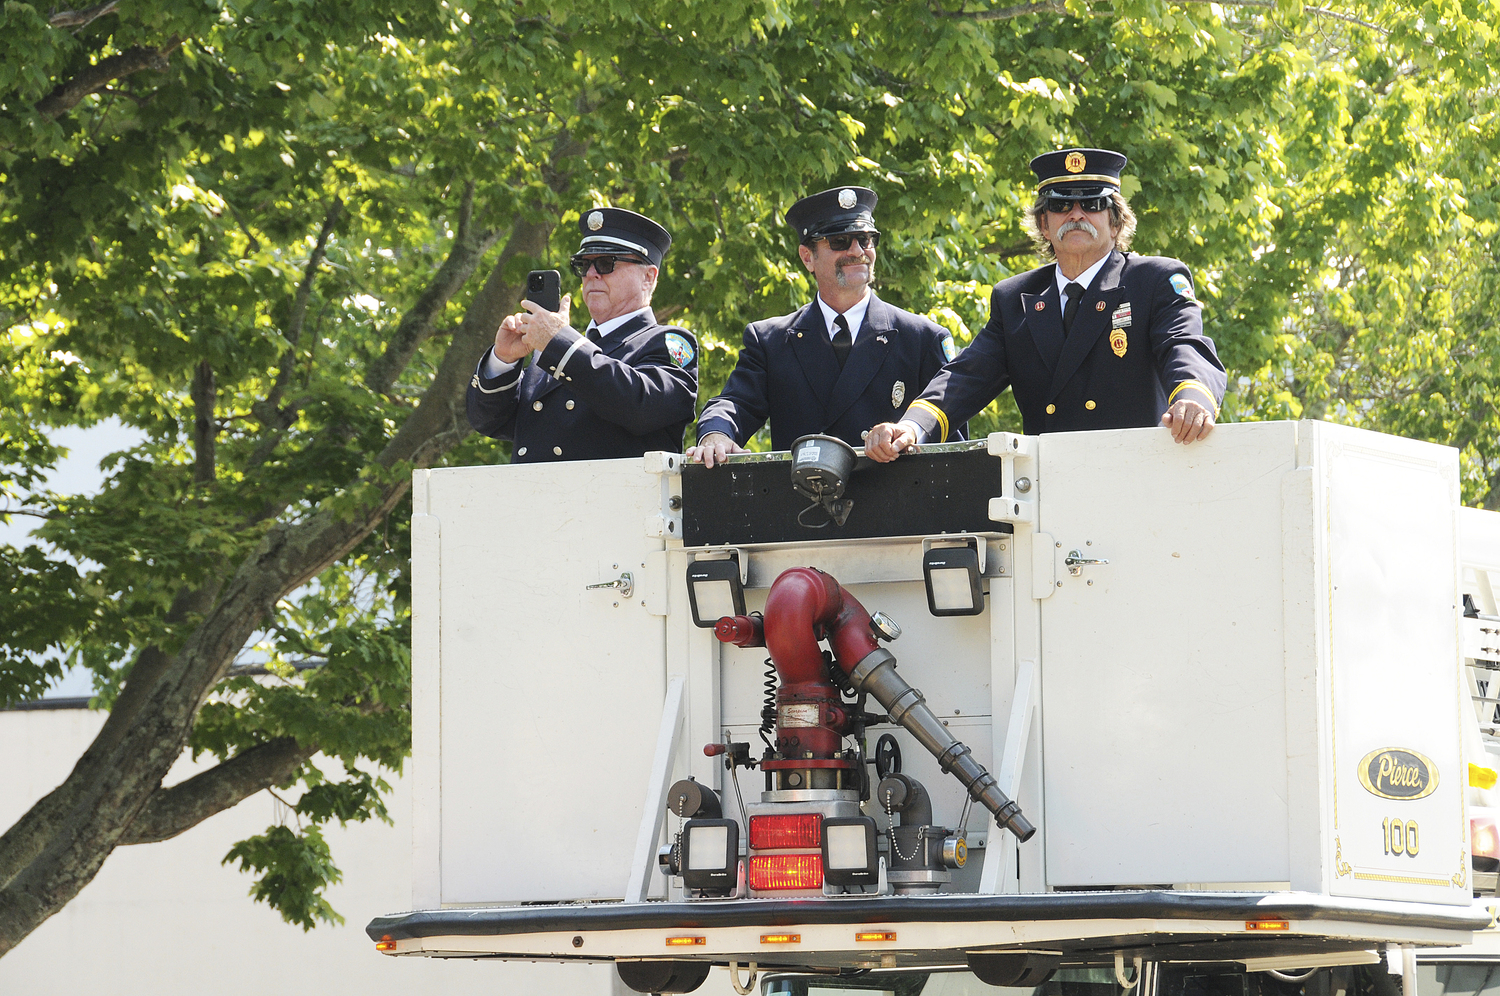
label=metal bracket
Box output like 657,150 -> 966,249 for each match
987,432 -> 1036,525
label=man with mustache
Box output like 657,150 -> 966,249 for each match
864,149 -> 1225,461
688,186 -> 962,466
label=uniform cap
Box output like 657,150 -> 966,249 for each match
575,207 -> 671,266
784,186 -> 878,241
1030,148 -> 1128,198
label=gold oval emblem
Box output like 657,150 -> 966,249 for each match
1109,329 -> 1127,357
1358,747 -> 1439,800
1065,152 -> 1087,173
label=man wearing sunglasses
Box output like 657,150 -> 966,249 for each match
689,186 -> 961,466
466,207 -> 698,462
865,148 -> 1226,462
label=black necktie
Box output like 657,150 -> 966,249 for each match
1062,282 -> 1084,336
586,325 -> 601,344
831,313 -> 852,369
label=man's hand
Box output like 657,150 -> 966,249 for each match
865,421 -> 918,463
686,432 -> 745,468
1161,397 -> 1215,444
492,312 -> 530,364
517,295 -> 573,353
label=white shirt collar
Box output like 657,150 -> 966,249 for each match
587,306 -> 654,340
814,290 -> 872,343
1054,253 -> 1112,301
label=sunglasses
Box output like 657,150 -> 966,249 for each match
1046,196 -> 1110,214
569,255 -> 646,278
816,232 -> 881,252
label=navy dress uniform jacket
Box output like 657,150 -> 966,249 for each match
697,294 -> 963,451
466,311 -> 698,462
904,251 -> 1226,441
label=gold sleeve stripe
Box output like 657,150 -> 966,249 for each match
908,400 -> 950,442
1169,380 -> 1221,417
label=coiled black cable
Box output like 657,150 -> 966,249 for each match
759,658 -> 778,752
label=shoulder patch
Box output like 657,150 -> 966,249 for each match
941,334 -> 957,362
664,332 -> 695,368
1169,273 -> 1197,301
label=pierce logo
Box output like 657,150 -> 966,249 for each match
1358,748 -> 1438,800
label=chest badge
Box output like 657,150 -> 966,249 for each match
891,380 -> 906,408
1109,329 -> 1128,358
1034,301 -> 1045,311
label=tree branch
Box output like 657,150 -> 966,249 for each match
47,1 -> 119,30
932,0 -> 1389,32
191,360 -> 216,485
118,738 -> 315,845
35,38 -> 183,120
365,182 -> 503,396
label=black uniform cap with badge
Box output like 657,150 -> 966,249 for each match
569,207 -> 672,275
1030,148 -> 1127,214
785,186 -> 881,250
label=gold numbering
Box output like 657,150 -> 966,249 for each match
1383,817 -> 1420,857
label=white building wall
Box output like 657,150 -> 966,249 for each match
0,707 -> 738,995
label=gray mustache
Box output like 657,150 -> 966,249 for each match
1057,219 -> 1098,238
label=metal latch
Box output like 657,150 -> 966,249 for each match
1064,551 -> 1108,577
587,572 -> 634,598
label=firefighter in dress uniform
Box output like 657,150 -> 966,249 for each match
466,207 -> 698,462
865,149 -> 1226,462
687,186 -> 962,467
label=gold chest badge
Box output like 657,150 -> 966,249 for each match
1109,329 -> 1128,357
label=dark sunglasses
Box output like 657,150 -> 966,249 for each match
817,232 -> 880,252
569,255 -> 645,278
1046,196 -> 1110,214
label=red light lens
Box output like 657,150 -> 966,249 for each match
1473,818 -> 1499,871
750,813 -> 821,849
748,854 -> 824,891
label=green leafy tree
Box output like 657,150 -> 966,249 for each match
0,0 -> 1495,956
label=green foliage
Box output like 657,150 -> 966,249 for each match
223,824 -> 344,930
2,0 -> 1498,930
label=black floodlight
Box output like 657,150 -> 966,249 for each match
790,434 -> 856,528
922,543 -> 984,616
680,818 -> 739,894
821,816 -> 879,887
686,556 -> 745,628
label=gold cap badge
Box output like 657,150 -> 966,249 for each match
1065,152 -> 1087,173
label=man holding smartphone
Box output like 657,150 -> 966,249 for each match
466,207 -> 698,462
863,148 -> 1225,461
687,185 -> 962,466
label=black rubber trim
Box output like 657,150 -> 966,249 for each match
366,891 -> 1490,942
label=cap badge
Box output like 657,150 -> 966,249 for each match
891,380 -> 906,408
838,188 -> 857,209
1065,151 -> 1087,173
587,211 -> 604,231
